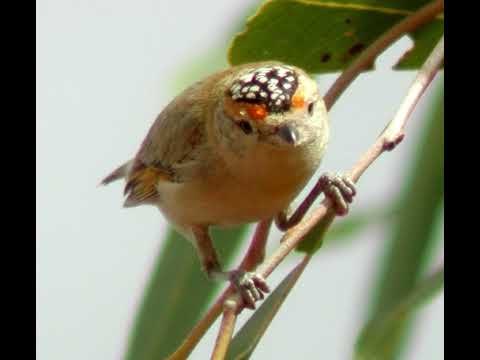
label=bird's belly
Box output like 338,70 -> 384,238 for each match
162,170 -> 320,231
157,182 -> 285,228
157,138 -> 326,229
156,167 -> 312,228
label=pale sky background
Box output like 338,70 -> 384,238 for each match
36,1 -> 443,359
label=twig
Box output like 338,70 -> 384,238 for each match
166,3 -> 444,358
166,291 -> 230,360
258,34 -> 444,281
210,300 -> 239,360
383,36 -> 444,146
207,27 -> 444,360
324,0 -> 444,110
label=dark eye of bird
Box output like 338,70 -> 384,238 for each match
238,120 -> 253,134
308,102 -> 314,115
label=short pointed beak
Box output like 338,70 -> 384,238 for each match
277,124 -> 298,145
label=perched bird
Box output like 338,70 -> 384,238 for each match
102,61 -> 355,308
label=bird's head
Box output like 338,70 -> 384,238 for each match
213,62 -> 328,157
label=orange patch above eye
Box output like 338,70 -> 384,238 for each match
246,103 -> 268,121
292,93 -> 305,109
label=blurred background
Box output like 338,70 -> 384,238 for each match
36,0 -> 443,359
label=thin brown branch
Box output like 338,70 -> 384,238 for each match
207,32 -> 444,354
324,0 -> 444,110
210,299 -> 239,360
166,4 -> 444,359
258,34 -> 444,281
383,36 -> 444,146
166,292 -> 229,360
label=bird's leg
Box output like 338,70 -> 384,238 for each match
191,225 -> 270,310
275,172 -> 357,231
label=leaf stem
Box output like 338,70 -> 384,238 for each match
210,300 -> 239,360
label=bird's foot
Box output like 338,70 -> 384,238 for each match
319,172 -> 357,215
228,270 -> 270,310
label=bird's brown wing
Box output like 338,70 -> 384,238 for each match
123,78 -> 217,208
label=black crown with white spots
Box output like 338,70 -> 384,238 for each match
228,65 -> 299,113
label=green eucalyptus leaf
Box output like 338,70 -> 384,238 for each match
394,19 -> 444,69
356,266 -> 444,360
296,211 -> 335,254
228,0 -> 443,73
124,226 -> 248,360
226,257 -> 309,360
297,204 -> 397,254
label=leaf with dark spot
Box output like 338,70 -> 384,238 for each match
321,53 -> 332,62
228,0 -> 443,73
348,43 -> 365,56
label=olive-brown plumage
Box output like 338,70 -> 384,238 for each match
102,61 -> 332,308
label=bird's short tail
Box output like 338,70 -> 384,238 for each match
100,160 -> 132,186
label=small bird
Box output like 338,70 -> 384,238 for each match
102,61 -> 355,309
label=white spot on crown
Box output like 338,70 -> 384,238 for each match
268,78 -> 279,86
267,83 -> 278,92
239,73 -> 254,82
